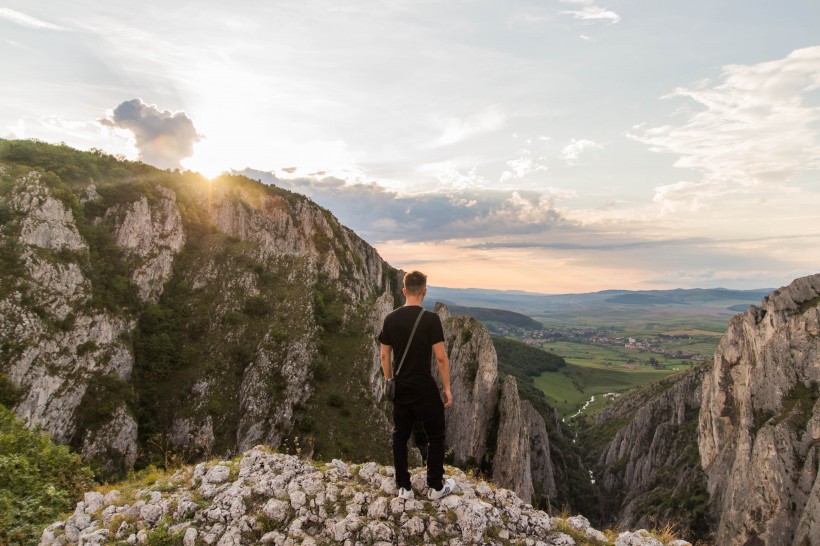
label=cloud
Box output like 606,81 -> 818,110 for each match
100,99 -> 200,170
651,180 -> 731,213
238,169 -> 565,242
0,7 -> 65,30
500,149 -> 549,182
560,138 -> 603,165
630,46 -> 820,209
559,1 -> 621,24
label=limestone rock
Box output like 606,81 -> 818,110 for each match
113,186 -> 185,302
493,376 -> 534,503
436,305 -> 499,467
80,404 -> 139,474
523,400 -> 558,501
591,365 -> 708,536
42,448 -> 655,546
12,171 -> 87,251
699,273 -> 820,546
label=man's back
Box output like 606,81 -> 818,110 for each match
379,305 -> 445,404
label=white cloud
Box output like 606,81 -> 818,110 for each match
652,180 -> 729,213
561,4 -> 621,24
0,7 -> 65,30
418,161 -> 488,190
500,149 -> 549,182
560,138 -> 603,165
632,45 -> 820,210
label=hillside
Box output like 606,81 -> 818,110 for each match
0,139 -> 400,478
428,286 -> 771,330
443,305 -> 544,331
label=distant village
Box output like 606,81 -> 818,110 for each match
491,324 -> 712,363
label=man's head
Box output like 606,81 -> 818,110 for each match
403,270 -> 427,298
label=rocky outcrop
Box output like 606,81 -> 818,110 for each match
523,400 -> 558,501
699,273 -> 820,546
435,303 -> 499,468
40,447 -> 692,546
205,181 -> 385,302
11,171 -> 87,251
493,375 -> 534,503
435,302 -> 559,506
1,170 -> 137,473
113,186 -> 185,302
589,366 -> 709,539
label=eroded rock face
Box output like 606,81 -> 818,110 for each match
12,171 -> 87,251
493,376 -> 534,503
113,186 -> 185,302
699,273 -> 820,546
1,171 -> 136,472
434,302 -> 557,505
436,304 -> 499,467
1,161 -> 398,477
592,366 -> 708,537
523,400 -> 558,501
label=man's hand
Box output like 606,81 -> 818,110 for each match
442,387 -> 453,408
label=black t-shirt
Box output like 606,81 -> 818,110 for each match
378,305 -> 445,405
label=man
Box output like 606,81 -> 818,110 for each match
378,270 -> 455,500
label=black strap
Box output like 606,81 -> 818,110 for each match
393,308 -> 425,378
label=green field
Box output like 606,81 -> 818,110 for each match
532,307 -> 734,332
533,341 -> 691,417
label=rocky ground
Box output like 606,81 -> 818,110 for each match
40,447 -> 692,546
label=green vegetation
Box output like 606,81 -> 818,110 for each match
770,382 -> 819,432
0,139 -> 151,187
492,336 -> 566,404
0,373 -> 21,407
449,305 -> 543,330
533,308 -> 732,333
296,295 -> 393,464
797,295 -> 820,314
0,405 -> 96,545
534,357 -> 675,417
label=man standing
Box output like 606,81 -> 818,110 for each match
379,270 -> 455,500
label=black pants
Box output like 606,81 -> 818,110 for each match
392,392 -> 446,490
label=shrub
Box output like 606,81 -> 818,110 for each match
0,374 -> 21,407
0,405 -> 96,545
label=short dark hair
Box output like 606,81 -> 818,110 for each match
403,270 -> 427,296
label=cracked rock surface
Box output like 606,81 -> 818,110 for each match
40,448 -> 692,546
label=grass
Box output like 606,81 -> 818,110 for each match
533,341 -> 688,416
533,362 -> 670,417
532,306 -> 734,332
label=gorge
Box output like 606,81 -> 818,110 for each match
1,140 -> 818,545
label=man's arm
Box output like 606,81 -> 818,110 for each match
432,341 -> 452,408
381,344 -> 392,379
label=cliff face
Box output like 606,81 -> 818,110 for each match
699,273 -> 820,546
434,302 -> 561,506
0,141 -> 398,476
583,367 -> 709,540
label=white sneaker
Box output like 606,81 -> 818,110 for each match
428,478 -> 456,500
397,487 -> 414,500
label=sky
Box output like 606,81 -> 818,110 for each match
2,0 -> 820,293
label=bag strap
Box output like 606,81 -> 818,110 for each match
393,307 -> 425,378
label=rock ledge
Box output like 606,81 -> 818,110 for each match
41,447 -> 691,546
